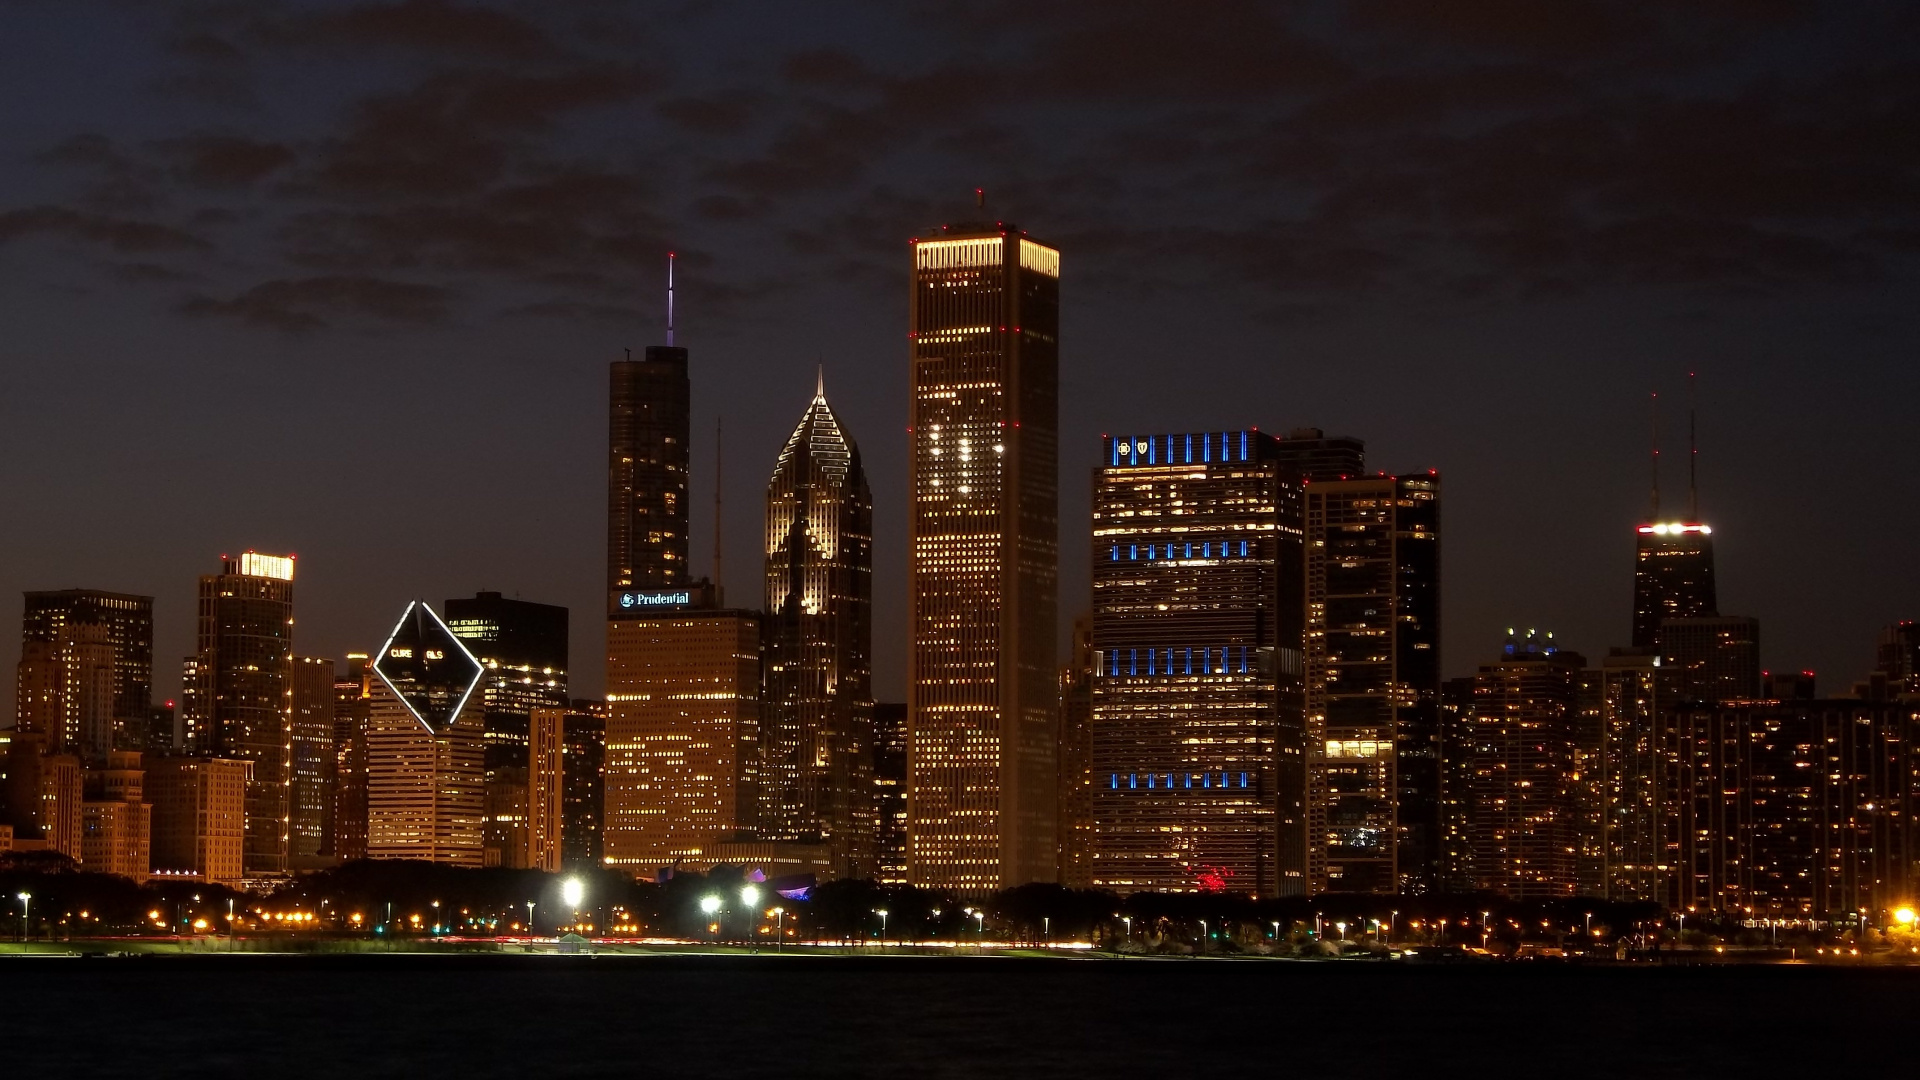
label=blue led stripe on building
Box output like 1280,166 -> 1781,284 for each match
1185,647 -> 1192,675
1129,544 -> 1137,560
1240,540 -> 1248,557
1240,772 -> 1248,788
1129,774 -> 1137,789
1129,649 -> 1137,676
1110,774 -> 1118,789
1202,773 -> 1211,789
1240,431 -> 1249,460
1185,433 -> 1193,463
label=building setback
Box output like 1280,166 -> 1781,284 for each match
1090,430 -> 1306,897
760,376 -> 875,879
1305,474 -> 1442,895
907,219 -> 1060,892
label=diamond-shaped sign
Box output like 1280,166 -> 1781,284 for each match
372,600 -> 484,733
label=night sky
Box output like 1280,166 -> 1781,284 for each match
3,1 -> 1916,713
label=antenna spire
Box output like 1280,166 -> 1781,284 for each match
713,414 -> 723,607
816,363 -> 825,399
1688,371 -> 1699,521
1649,391 -> 1661,520
666,251 -> 676,347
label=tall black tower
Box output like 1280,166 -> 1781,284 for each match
608,257 -> 691,597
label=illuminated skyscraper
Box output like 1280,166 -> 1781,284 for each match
561,699 -> 606,869
329,654 -> 370,860
873,702 -> 908,885
907,219 -> 1060,891
603,598 -> 760,875
365,601 -> 486,868
181,551 -> 296,878
1305,475 -> 1441,895
608,335 -> 690,593
1631,523 -> 1717,649
1056,615 -> 1094,890
16,590 -> 153,760
528,706 -> 565,873
1090,431 -> 1307,896
761,376 -> 874,879
82,750 -> 150,880
146,756 -> 247,886
288,656 -> 335,861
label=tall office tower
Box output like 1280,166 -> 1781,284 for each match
1455,634 -> 1584,899
1570,664 -> 1606,898
907,220 -> 1060,892
1670,697 -> 1920,917
561,699 -> 606,869
445,591 -> 568,868
1304,474 -> 1442,895
1592,647 -> 1682,903
147,756 -> 248,886
81,750 -> 150,879
1875,622 -> 1920,696
1056,615 -> 1094,890
287,657 -> 335,861
1089,431 -> 1307,896
528,706 -> 564,872
608,340 -> 691,594
39,751 -> 83,859
17,590 -> 153,759
1272,428 -> 1367,483
1660,615 -> 1760,701
760,377 -> 875,880
365,601 -> 486,867
1631,523 -> 1716,649
329,654 -> 371,860
181,551 -> 295,877
873,702 -> 908,885
604,599 -> 761,876
1436,677 -> 1476,892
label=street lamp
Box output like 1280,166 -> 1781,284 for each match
562,877 -> 586,930
1389,910 -> 1398,944
15,892 -> 29,943
1043,916 -> 1050,946
1897,907 -> 1916,927
875,908 -> 889,947
431,900 -> 441,935
525,900 -> 535,938
1271,920 -> 1282,942
771,906 -> 785,951
700,894 -> 723,943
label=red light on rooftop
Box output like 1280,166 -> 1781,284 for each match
164,699 -> 175,709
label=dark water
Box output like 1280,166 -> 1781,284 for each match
0,955 -> 1909,1077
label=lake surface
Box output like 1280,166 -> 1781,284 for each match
0,954 -> 1908,1077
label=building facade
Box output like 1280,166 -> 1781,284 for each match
329,654 -> 371,860
1089,430 -> 1307,896
288,656 -> 335,861
1591,647 -> 1683,903
82,750 -> 150,879
528,706 -> 564,873
609,345 -> 691,594
761,377 -> 875,880
364,602 -> 487,868
1305,474 -> 1442,895
1631,522 -> 1717,650
181,551 -> 296,877
1057,615 -> 1094,890
907,221 -> 1060,892
146,756 -> 248,886
1661,615 -> 1761,702
17,590 -> 153,760
873,702 -> 908,885
561,699 -> 606,870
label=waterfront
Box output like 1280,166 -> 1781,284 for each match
0,954 -> 1910,1078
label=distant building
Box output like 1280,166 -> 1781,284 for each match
288,656 -> 335,861
560,699 -> 606,870
147,756 -> 248,886
1871,622 -> 1920,698
907,220 -> 1060,892
181,551 -> 296,877
39,750 -> 84,861
329,654 -> 371,860
873,702 -> 908,885
1631,522 -> 1716,650
1661,615 -> 1760,701
16,590 -> 153,760
528,706 -> 564,873
1272,428 -> 1366,484
1056,615 -> 1093,891
760,377 -> 875,880
1592,648 -> 1683,904
82,750 -> 150,880
1305,474 -> 1442,895
365,601 -> 486,868
1090,430 -> 1307,896
608,341 -> 691,594
603,599 -> 761,876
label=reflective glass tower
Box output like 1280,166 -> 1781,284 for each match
907,220 -> 1060,891
761,375 -> 874,879
1090,431 -> 1307,897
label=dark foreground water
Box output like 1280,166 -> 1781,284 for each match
0,954 -> 1910,1078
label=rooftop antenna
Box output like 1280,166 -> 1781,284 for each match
666,251 -> 676,347
713,414 -> 723,607
1687,371 -> 1699,522
1649,391 -> 1661,520
816,363 -> 825,399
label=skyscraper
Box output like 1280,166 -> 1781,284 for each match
1631,523 -> 1717,649
329,654 -> 371,860
1660,615 -> 1761,701
1272,428 -> 1367,484
873,702 -> 908,885
1056,615 -> 1094,890
288,656 -> 335,861
1304,474 -> 1442,895
1089,430 -> 1307,896
760,375 -> 875,879
1593,647 -> 1682,903
907,219 -> 1060,891
603,599 -> 761,876
528,706 -> 565,873
181,551 -> 295,878
561,699 -> 606,870
147,756 -> 247,886
81,750 -> 150,880
365,601 -> 487,868
16,590 -> 153,760
608,334 -> 691,593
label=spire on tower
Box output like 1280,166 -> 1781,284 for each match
1688,371 -> 1699,522
713,414 -> 723,606
666,251 -> 676,347
1649,391 -> 1661,520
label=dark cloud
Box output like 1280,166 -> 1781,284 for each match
152,32 -> 256,105
156,134 -> 295,186
178,275 -> 452,332
0,206 -> 209,253
259,0 -> 559,60
503,299 -> 639,322
656,94 -> 761,135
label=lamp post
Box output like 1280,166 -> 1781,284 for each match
431,900 -> 441,935
1199,919 -> 1209,951
1043,916 -> 1050,947
525,900 -> 536,939
771,906 -> 785,951
1389,910 -> 1398,945
15,892 -> 29,943
740,885 -> 761,945
875,908 -> 888,948
1122,915 -> 1132,941
562,877 -> 586,933
700,894 -> 723,944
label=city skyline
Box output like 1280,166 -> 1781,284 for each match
3,6 -> 1915,724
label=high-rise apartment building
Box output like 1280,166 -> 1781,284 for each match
761,377 -> 875,879
608,342 -> 691,594
1455,637 -> 1584,899
1631,523 -> 1717,650
1591,647 -> 1683,903
907,220 -> 1060,892
1305,474 -> 1442,895
1056,615 -> 1094,890
181,551 -> 295,877
444,591 -> 568,868
38,750 -> 83,860
1660,615 -> 1761,701
81,750 -> 150,879
604,601 -> 761,875
147,756 -> 248,886
288,656 -> 335,861
1090,430 -> 1307,896
330,654 -> 371,860
561,699 -> 606,870
17,590 -> 153,759
873,702 -> 908,885
365,601 -> 487,868
528,706 -> 564,873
